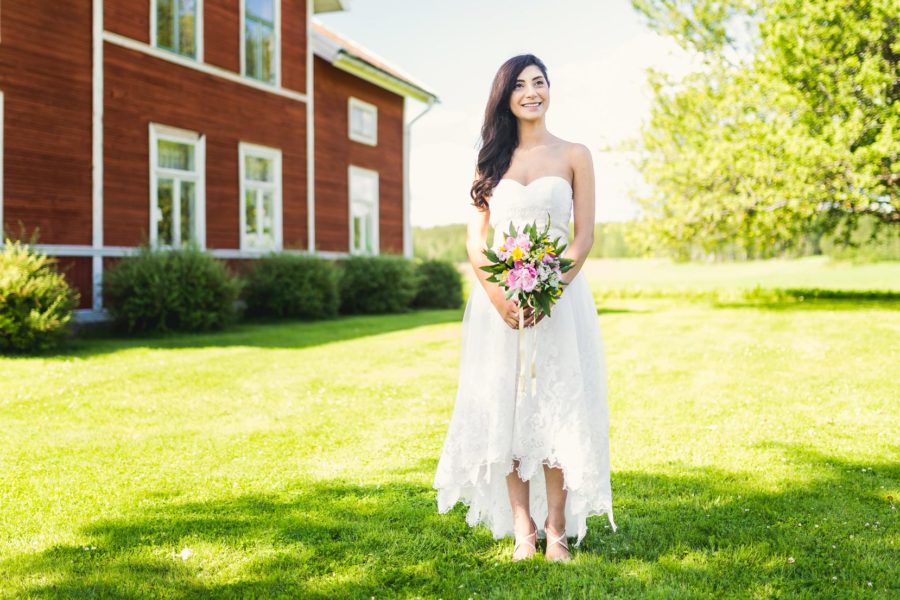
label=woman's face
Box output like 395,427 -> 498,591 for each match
508,64 -> 549,121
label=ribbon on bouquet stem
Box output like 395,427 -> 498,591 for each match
516,301 -> 538,408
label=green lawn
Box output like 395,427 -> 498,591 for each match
1,259 -> 898,598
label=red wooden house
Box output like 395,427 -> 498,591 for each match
0,0 -> 438,318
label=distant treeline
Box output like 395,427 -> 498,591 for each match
413,215 -> 900,263
413,222 -> 644,263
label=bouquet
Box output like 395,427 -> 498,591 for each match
480,217 -> 575,326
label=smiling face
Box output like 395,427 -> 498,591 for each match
508,64 -> 549,121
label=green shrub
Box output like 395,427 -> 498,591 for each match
337,255 -> 418,314
412,259 -> 463,309
242,253 -> 339,319
0,238 -> 79,353
102,244 -> 241,334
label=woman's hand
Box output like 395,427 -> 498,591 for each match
490,289 -> 546,329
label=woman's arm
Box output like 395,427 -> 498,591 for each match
560,143 -> 596,284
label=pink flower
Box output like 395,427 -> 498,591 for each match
514,233 -> 532,252
506,263 -> 537,292
506,268 -> 519,290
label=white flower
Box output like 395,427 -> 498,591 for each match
178,547 -> 193,560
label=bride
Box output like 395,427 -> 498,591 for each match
432,53 -> 617,562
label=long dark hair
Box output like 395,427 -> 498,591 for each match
470,54 -> 550,210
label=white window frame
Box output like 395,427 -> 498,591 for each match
240,0 -> 281,86
150,0 -> 204,62
149,123 -> 206,250
348,165 -> 379,255
348,97 -> 378,146
239,142 -> 283,251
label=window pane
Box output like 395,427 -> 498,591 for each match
245,189 -> 258,240
363,111 -> 375,138
245,155 -> 273,182
262,191 -> 274,240
261,25 -> 275,84
350,107 -> 363,135
157,178 -> 174,246
364,214 -> 373,253
158,139 -> 194,171
178,0 -> 196,57
156,0 -> 175,50
247,0 -> 274,22
180,180 -> 195,245
245,20 -> 260,78
352,215 -> 362,252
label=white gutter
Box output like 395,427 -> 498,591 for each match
402,97 -> 437,258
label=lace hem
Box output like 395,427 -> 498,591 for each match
434,452 -> 617,548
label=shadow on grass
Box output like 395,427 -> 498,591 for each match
5,447 -> 897,599
25,309 -> 465,360
593,288 -> 899,313
711,298 -> 900,311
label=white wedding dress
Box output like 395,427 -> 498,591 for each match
432,175 -> 617,547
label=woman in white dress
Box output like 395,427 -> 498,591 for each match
432,54 -> 617,561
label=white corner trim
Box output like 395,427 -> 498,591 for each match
150,0 -> 204,62
307,0 -> 316,252
348,96 -> 377,146
239,0 -> 281,86
102,31 -> 308,103
92,0 -> 104,309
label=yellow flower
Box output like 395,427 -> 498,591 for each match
499,245 -> 507,252
511,247 -> 524,261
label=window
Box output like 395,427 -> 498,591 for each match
152,0 -> 203,60
348,165 -> 379,255
239,143 -> 282,251
242,0 -> 279,85
348,97 -> 377,145
149,124 -> 205,249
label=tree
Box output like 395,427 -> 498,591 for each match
631,0 -> 899,259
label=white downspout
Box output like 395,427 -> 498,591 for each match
402,96 -> 436,258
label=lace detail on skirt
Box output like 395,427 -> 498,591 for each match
432,272 -> 617,547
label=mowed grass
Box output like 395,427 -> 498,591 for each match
1,258 -> 898,598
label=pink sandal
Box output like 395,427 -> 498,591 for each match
512,516 -> 538,561
544,519 -> 572,562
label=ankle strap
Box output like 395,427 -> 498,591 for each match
546,529 -> 568,549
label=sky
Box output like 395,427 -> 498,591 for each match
315,0 -> 697,227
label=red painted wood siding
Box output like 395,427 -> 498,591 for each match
313,56 -> 404,254
56,257 -> 94,310
104,0 -> 307,94
0,1 -> 93,245
104,0 -> 150,43
103,43 -> 308,250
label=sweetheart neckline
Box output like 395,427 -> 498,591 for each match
498,175 -> 572,192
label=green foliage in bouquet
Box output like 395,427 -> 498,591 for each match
480,218 -> 575,318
